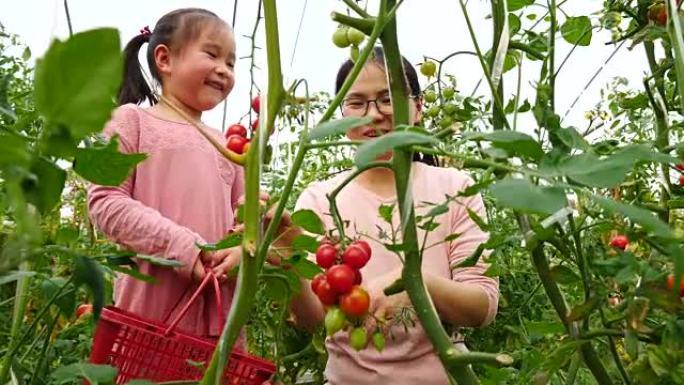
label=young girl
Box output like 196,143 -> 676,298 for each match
290,47 -> 500,384
87,8 -> 244,338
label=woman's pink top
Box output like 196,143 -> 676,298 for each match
295,162 -> 499,385
87,104 -> 244,337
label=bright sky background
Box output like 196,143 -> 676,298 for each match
2,0 -> 651,134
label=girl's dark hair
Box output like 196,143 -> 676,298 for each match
335,46 -> 438,166
118,8 -> 227,106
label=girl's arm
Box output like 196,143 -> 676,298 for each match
87,107 -> 206,281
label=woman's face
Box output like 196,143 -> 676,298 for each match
342,63 -> 422,144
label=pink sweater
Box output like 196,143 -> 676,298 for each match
295,162 -> 499,385
87,104 -> 244,337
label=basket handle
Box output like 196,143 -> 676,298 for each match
164,271 -> 225,336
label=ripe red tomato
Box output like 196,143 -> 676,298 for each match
326,264 -> 355,294
76,304 -> 92,318
676,163 -> 684,171
225,124 -> 247,138
609,235 -> 628,250
311,273 -> 326,293
666,274 -> 684,297
316,244 -> 338,268
353,269 -> 362,285
340,286 -> 370,317
342,244 -> 370,269
226,135 -> 249,154
352,240 -> 372,257
315,279 -> 338,306
251,95 -> 260,114
648,3 -> 668,26
679,175 -> 684,186
251,118 -> 259,132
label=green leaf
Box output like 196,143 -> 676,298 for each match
197,232 -> 242,251
466,208 -> 489,231
35,28 -> 122,141
41,277 -> 75,317
509,13 -> 521,35
51,363 -> 118,385
22,157 -> 67,214
561,16 -> 592,46
453,244 -> 484,268
73,256 -> 105,320
135,253 -> 185,268
489,179 -> 567,215
0,133 -> 30,167
291,209 -> 325,235
507,0 -> 534,12
619,93 -> 649,110
262,273 -> 290,303
110,265 -> 156,284
648,346 -> 673,376
549,265 -> 581,285
354,131 -> 438,166
540,341 -> 583,375
593,196 -> 675,239
555,127 -> 590,151
566,297 -> 600,321
291,234 -> 320,253
73,137 -> 147,186
378,204 -> 394,223
0,271 -> 36,286
308,116 -> 372,140
465,131 -> 543,160
288,253 -> 323,279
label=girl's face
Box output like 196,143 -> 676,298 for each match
342,63 -> 422,147
156,22 -> 236,114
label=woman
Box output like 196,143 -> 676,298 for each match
290,47 -> 499,385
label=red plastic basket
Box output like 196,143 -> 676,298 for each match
89,272 -> 275,385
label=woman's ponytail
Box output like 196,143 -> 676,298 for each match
117,33 -> 157,106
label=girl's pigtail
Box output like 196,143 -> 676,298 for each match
117,33 -> 157,106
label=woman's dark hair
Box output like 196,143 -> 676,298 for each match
118,8 -> 227,106
335,46 -> 438,166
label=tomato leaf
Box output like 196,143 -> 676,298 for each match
464,131 -> 543,161
292,209 -> 325,235
561,16 -> 592,47
73,256 -> 105,320
197,232 -> 242,251
134,254 -> 185,268
288,253 -> 323,279
549,265 -> 581,285
566,296 -> 600,321
22,157 -> 66,214
73,137 -> 147,186
593,196 -> 675,239
0,271 -> 36,286
507,0 -> 534,11
0,133 -> 30,167
35,28 -> 122,141
308,116 -> 372,140
291,234 -> 319,253
51,363 -> 118,385
489,178 -> 567,215
354,131 -> 438,167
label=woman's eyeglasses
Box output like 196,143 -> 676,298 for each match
341,95 -> 416,117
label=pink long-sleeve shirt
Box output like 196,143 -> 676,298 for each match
87,104 -> 244,337
295,162 -> 499,385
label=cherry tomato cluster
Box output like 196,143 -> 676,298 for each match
312,239 -> 384,351
331,26 -> 365,62
223,95 -> 263,165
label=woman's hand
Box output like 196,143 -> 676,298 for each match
200,246 -> 241,282
366,269 -> 414,322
